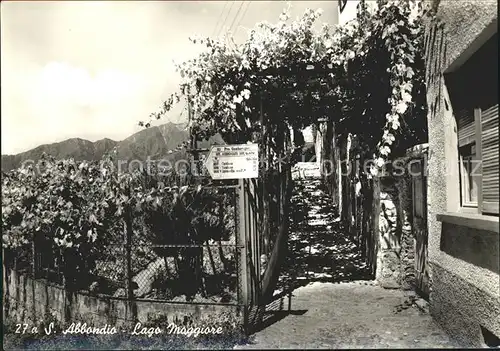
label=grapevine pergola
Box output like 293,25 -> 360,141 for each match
143,0 -> 427,173
140,0 -> 428,302
0,0 -> 431,312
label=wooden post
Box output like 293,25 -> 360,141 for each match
31,238 -> 36,323
2,248 -> 6,319
372,176 -> 381,277
330,121 -> 337,206
249,179 -> 260,305
124,182 -> 137,323
260,93 -> 267,256
188,88 -> 204,290
336,135 -> 342,218
238,179 -> 249,309
234,188 -> 240,310
31,239 -> 36,279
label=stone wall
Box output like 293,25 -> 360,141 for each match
324,134 -> 426,290
314,122 -> 327,169
376,174 -> 416,290
377,188 -> 401,289
3,266 -> 241,330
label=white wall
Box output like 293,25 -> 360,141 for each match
338,1 -> 379,25
302,126 -> 314,143
339,0 -> 359,25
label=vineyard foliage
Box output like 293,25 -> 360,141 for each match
139,0 -> 428,301
2,0 -> 429,303
145,0 -> 427,173
2,154 -> 236,300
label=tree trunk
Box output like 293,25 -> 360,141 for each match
262,188 -> 270,257
260,164 -> 292,303
335,134 -> 342,218
340,135 -> 350,223
331,122 -> 339,208
261,124 -> 292,304
260,95 -> 270,258
371,177 -> 381,277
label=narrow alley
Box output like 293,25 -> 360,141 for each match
237,175 -> 458,349
2,1 -> 498,350
278,178 -> 372,290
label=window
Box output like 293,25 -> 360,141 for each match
339,0 -> 348,13
450,33 -> 498,216
457,106 -> 499,215
457,108 -> 479,208
459,143 -> 478,207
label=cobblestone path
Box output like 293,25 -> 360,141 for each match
277,179 -> 372,292
237,282 -> 458,349
236,176 -> 458,349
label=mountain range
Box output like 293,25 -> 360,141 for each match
1,122 -> 224,172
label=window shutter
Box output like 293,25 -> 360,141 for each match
457,108 -> 475,147
481,104 -> 499,214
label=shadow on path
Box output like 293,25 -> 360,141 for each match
277,179 -> 373,292
241,178 -> 457,347
249,178 -> 373,333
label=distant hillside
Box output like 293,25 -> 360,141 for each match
1,138 -> 119,172
114,123 -> 190,161
1,122 -> 225,172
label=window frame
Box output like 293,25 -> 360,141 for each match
458,142 -> 479,208
457,107 -> 499,216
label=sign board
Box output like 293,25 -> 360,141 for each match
292,162 -> 321,180
204,144 -> 259,180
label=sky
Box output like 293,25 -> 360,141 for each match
1,1 -> 340,155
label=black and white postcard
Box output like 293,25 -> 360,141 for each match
2,0 -> 499,349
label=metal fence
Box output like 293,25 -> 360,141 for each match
2,183 -> 247,324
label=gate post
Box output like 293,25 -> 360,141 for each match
238,179 -> 250,331
411,157 -> 430,299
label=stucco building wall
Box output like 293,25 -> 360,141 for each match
424,0 -> 499,347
